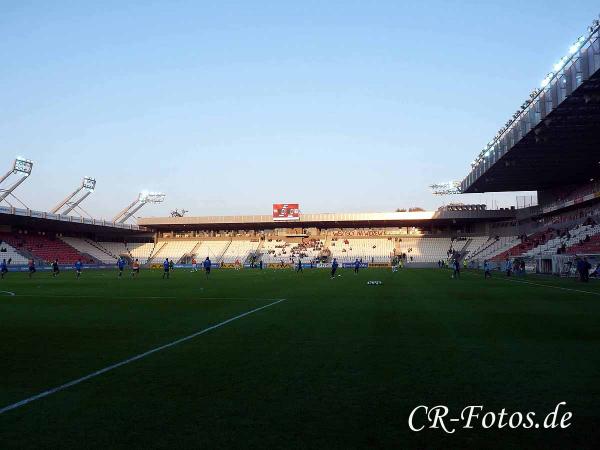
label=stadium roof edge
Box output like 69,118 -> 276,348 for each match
138,209 -> 517,228
461,20 -> 600,193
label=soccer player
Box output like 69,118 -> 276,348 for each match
117,257 -> 126,277
452,258 -> 460,279
52,259 -> 60,277
191,257 -> 197,272
74,258 -> 83,279
296,258 -> 303,273
505,258 -> 512,277
131,258 -> 140,277
0,258 -> 8,279
331,258 -> 339,279
484,260 -> 491,278
162,258 -> 170,279
354,258 -> 360,274
28,258 -> 36,278
203,257 -> 211,277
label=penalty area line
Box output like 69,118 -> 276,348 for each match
0,298 -> 287,415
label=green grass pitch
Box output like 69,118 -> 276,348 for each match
1,268 -> 599,449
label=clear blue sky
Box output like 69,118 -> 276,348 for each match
1,1 -> 598,219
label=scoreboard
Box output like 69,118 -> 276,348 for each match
272,203 -> 300,221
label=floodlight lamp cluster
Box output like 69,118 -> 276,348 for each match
429,181 -> 462,195
13,157 -> 33,176
83,177 -> 96,192
139,191 -> 165,203
2,155 -> 168,222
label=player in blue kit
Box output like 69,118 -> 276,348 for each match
1,258 -> 8,279
117,257 -> 126,277
354,258 -> 360,274
74,259 -> 83,279
331,258 -> 338,279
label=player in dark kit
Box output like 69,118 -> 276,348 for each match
354,259 -> 360,274
452,258 -> 460,279
28,259 -> 36,278
162,258 -> 170,279
331,258 -> 339,279
296,258 -> 303,273
52,259 -> 60,277
203,257 -> 211,276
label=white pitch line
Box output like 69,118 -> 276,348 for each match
502,277 -> 600,296
0,298 -> 286,415
464,271 -> 600,296
8,295 -> 276,300
9,294 -> 178,299
0,291 -> 16,296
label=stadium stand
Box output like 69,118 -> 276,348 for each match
0,239 -> 29,265
467,236 -> 520,262
193,241 -> 231,262
329,238 -> 394,263
395,237 -> 452,263
221,240 -> 260,263
60,237 -> 117,264
128,242 -> 156,264
148,240 -> 200,264
0,232 -> 90,264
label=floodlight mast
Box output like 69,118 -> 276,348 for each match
50,177 -> 97,217
0,157 -> 33,208
429,181 -> 463,195
113,192 -> 165,224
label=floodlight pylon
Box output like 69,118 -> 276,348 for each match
429,181 -> 463,195
0,157 -> 34,208
51,177 -> 97,217
113,191 -> 165,223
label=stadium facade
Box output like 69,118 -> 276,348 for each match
2,18 -> 600,275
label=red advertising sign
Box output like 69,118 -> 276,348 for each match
273,203 -> 300,221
